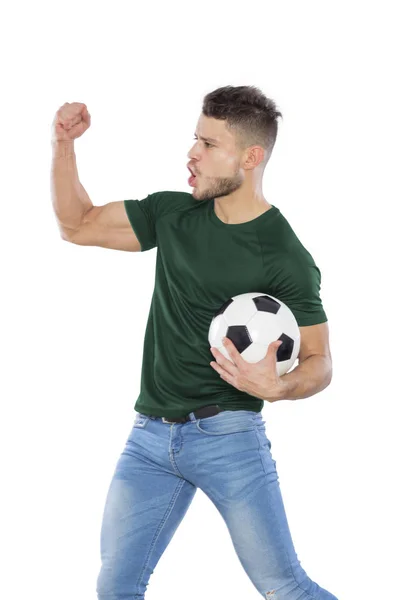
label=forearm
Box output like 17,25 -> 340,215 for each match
50,140 -> 93,235
273,354 -> 332,402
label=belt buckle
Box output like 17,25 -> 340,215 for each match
162,417 -> 175,424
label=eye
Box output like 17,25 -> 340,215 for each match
193,137 -> 212,148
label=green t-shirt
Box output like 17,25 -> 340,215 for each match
124,191 -> 327,418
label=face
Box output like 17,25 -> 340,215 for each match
187,114 -> 245,202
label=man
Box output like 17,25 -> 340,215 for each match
51,85 -> 338,600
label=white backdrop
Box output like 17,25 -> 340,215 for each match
1,2 -> 399,599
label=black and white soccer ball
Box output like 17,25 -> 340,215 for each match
208,292 -> 300,377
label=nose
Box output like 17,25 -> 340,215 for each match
187,140 -> 200,160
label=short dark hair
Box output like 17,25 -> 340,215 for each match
202,85 -> 283,164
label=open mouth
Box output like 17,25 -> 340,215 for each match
188,167 -> 198,187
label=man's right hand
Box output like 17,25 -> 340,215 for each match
51,102 -> 91,143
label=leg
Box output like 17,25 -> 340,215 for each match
181,410 -> 338,600
96,414 -> 197,600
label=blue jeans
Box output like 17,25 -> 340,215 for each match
96,409 -> 338,600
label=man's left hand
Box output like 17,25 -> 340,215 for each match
210,337 -> 287,403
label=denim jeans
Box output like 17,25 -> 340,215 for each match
96,409 -> 338,600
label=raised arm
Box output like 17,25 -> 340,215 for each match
50,102 -> 141,252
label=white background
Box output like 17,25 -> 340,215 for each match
1,2 -> 399,599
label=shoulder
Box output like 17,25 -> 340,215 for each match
147,190 -> 198,219
124,190 -> 196,223
263,208 -> 319,267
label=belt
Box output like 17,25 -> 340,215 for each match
156,404 -> 223,424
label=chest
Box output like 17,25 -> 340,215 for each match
157,225 -> 272,304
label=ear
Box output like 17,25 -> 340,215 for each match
243,145 -> 266,170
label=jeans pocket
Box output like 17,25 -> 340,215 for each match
196,409 -> 258,436
133,413 -> 150,428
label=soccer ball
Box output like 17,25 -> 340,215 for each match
208,292 -> 300,377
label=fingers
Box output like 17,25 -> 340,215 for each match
63,116 -> 81,129
210,346 -> 238,376
221,337 -> 247,369
57,102 -> 88,127
269,340 -> 282,351
81,105 -> 91,123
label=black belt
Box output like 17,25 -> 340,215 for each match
154,404 -> 224,424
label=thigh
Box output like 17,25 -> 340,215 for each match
192,412 -> 338,599
96,413 -> 197,600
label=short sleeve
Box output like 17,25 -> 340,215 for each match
124,192 -> 161,252
275,258 -> 328,327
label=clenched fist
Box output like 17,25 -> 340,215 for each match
51,102 -> 91,143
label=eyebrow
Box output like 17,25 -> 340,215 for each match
194,133 -> 219,144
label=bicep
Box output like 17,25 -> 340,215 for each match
298,321 -> 331,363
66,201 -> 142,252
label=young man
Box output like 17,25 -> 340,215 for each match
51,85 -> 337,600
